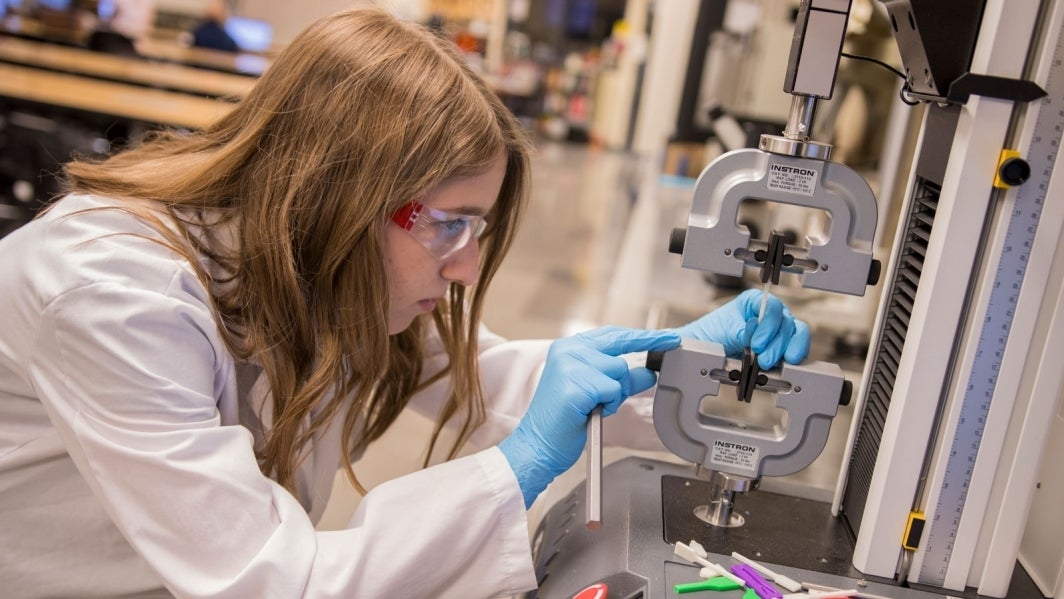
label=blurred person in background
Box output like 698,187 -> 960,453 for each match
191,0 -> 238,53
87,0 -> 155,56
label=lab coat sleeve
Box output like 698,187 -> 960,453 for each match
327,448 -> 534,599
407,324 -> 669,452
29,278 -> 535,598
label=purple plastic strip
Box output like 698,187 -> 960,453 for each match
731,563 -> 782,599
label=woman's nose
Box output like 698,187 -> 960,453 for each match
440,240 -> 480,286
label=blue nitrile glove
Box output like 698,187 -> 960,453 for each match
673,288 -> 810,369
498,326 -> 681,508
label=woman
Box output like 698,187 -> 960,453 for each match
0,7 -> 808,598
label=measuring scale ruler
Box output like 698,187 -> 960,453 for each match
912,0 -> 1064,588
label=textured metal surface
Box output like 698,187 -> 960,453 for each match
525,457 -> 1016,599
841,180 -> 939,538
660,474 -> 856,576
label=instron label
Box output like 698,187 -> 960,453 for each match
767,163 -> 819,196
710,440 -> 759,472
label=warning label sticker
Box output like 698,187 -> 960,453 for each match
767,163 -> 819,196
710,440 -> 759,472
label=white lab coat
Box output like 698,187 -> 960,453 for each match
0,194 -> 664,598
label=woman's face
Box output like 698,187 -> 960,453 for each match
382,154 -> 508,335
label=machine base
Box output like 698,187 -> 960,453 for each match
524,457 -> 1042,599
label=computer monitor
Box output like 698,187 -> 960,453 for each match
223,16 -> 272,53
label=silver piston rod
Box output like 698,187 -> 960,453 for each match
760,94 -> 833,160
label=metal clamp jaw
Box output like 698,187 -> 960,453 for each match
649,339 -> 851,480
670,148 -> 880,296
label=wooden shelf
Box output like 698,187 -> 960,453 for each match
0,62 -> 233,129
0,36 -> 254,98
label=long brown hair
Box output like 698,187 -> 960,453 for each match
61,6 -> 532,493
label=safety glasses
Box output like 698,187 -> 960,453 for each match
390,200 -> 488,259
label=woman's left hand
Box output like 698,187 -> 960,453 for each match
672,288 -> 810,369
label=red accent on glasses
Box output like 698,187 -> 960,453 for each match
391,201 -> 423,231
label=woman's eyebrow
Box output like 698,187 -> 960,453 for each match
439,205 -> 489,217
463,206 -> 490,217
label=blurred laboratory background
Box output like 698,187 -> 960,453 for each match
1,1 -> 1060,597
